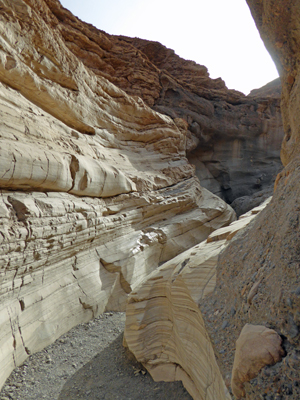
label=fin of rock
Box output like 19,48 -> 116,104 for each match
0,0 -> 236,390
124,198 -> 271,400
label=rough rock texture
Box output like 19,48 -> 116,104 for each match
43,1 -> 284,205
245,0 -> 300,167
124,199 -> 271,400
201,159 -> 300,399
230,185 -> 273,217
231,324 -> 284,399
0,0 -> 237,391
197,2 -> 300,399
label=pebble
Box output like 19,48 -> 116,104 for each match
286,297 -> 293,308
221,320 -> 229,330
45,355 -> 52,364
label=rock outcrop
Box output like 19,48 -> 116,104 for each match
245,0 -> 300,167
197,1 -> 300,398
0,0 -> 236,390
231,324 -> 284,399
0,0 -> 290,398
124,199 -> 271,399
42,1 -> 284,206
200,161 -> 300,398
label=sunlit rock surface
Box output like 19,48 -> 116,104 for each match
44,1 -> 284,206
0,0 -> 237,390
231,324 -> 284,399
124,199 -> 270,400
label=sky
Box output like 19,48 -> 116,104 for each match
59,0 -> 279,95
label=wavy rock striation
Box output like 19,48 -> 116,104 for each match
198,2 -> 300,399
43,1 -> 284,207
0,0 -> 237,390
124,198 -> 271,399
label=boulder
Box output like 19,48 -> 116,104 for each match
0,0 -> 236,390
231,324 -> 284,399
198,2 -> 300,398
124,199 -> 271,399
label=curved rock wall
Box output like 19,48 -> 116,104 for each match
197,1 -> 300,398
0,0 -> 236,390
245,0 -> 300,167
43,0 -> 284,206
124,198 -> 271,399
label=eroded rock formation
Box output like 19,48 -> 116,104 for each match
245,0 -> 300,167
198,1 -> 300,399
120,1 -> 300,399
0,0 -> 290,398
124,199 -> 271,399
42,1 -> 284,207
231,324 -> 284,399
0,0 -> 237,390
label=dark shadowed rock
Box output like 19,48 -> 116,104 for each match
45,0 -> 284,205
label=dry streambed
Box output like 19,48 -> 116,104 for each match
0,312 -> 191,400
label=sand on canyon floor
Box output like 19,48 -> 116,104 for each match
0,312 -> 192,400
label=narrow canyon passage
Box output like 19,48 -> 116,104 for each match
1,0 -> 299,399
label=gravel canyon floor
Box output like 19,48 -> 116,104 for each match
0,312 -> 192,400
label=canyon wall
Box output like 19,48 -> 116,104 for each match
0,0 -> 290,398
124,1 -> 300,399
44,0 -> 284,209
124,199 -> 271,400
196,1 -> 300,398
0,0 -> 236,390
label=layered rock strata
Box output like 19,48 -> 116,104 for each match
124,198 -> 271,400
199,1 -> 300,398
0,0 -> 236,391
43,0 -> 284,206
201,159 -> 300,399
245,0 -> 300,167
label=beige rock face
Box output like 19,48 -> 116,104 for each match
193,2 -> 300,399
231,324 -> 284,399
45,1 -> 283,206
124,199 -> 270,400
0,0 -> 236,390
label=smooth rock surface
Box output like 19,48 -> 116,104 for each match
0,0 -> 236,391
124,199 -> 270,399
44,0 -> 284,205
231,324 -> 284,399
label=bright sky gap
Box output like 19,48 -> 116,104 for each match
59,0 -> 279,95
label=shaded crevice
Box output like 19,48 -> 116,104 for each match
97,253 -> 132,295
79,298 -> 97,318
18,326 -> 30,355
68,155 -> 79,192
19,299 -> 25,311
